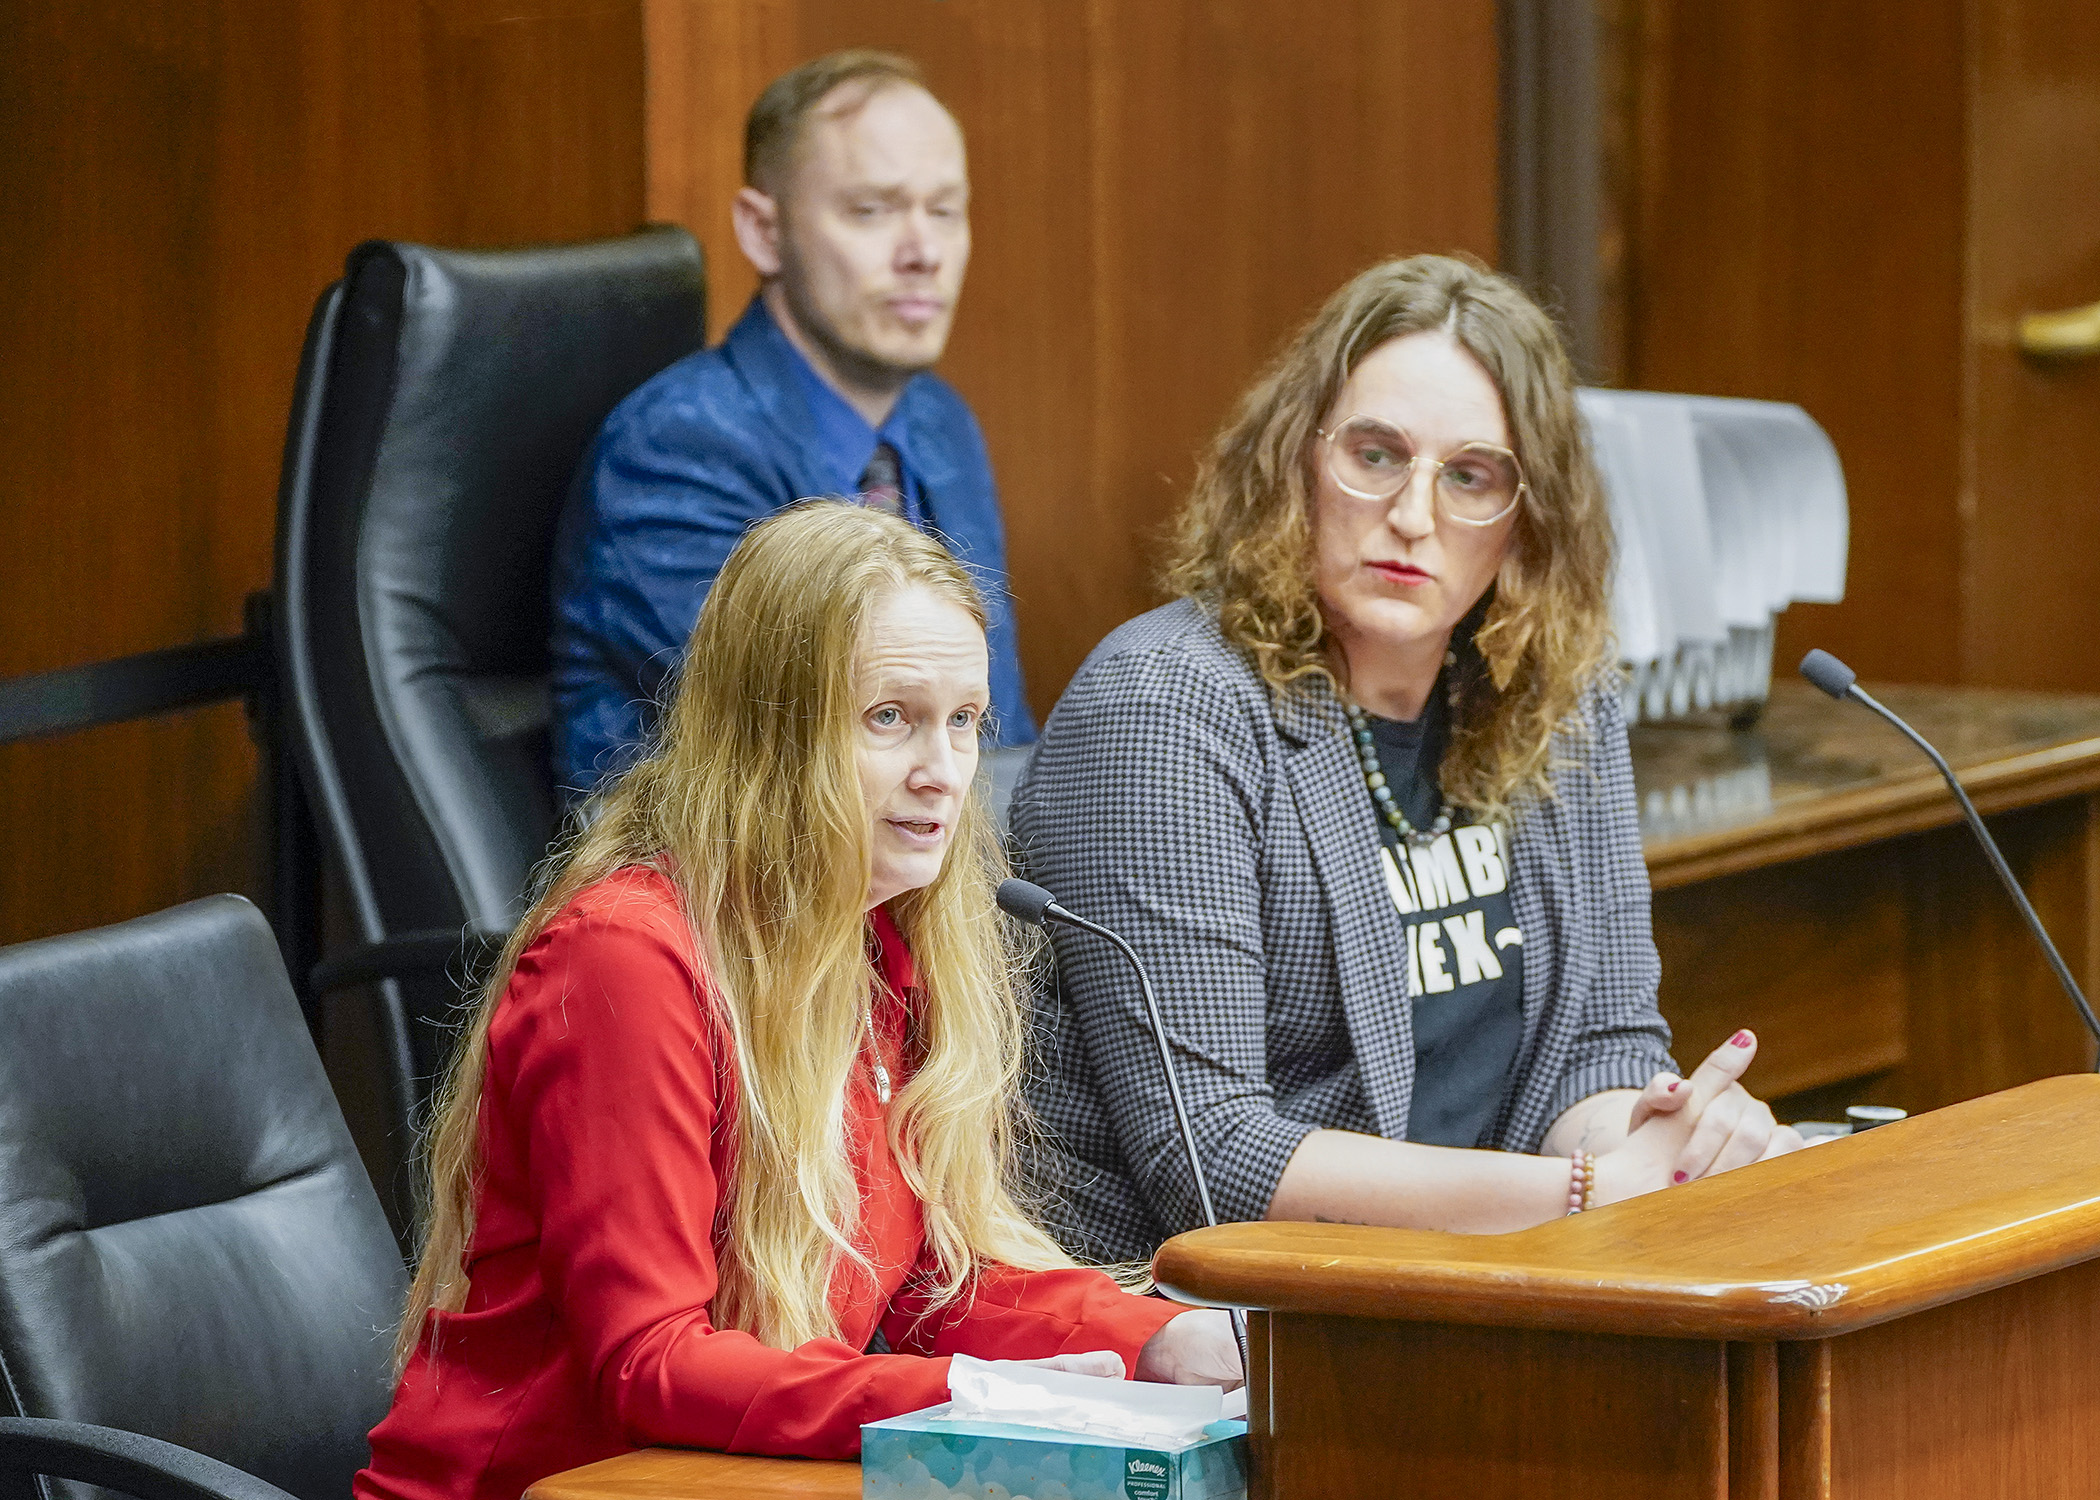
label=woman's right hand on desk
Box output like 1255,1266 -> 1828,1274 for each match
1592,1030 -> 1805,1207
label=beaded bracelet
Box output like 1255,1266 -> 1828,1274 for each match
1566,1151 -> 1596,1215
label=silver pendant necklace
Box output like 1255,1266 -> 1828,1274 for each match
863,1004 -> 892,1105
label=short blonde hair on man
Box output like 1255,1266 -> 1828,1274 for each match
1165,254 -> 1617,821
744,49 -> 929,196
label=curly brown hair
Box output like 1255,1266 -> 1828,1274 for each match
1164,254 -> 1616,820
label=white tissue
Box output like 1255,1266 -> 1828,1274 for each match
942,1354 -> 1227,1447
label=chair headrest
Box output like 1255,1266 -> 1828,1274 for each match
280,226 -> 706,937
325,228 -> 708,682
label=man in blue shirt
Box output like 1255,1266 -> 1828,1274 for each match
550,50 -> 1035,796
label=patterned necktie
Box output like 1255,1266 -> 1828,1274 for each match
857,442 -> 905,517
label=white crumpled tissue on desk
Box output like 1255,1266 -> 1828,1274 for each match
939,1354 -> 1247,1448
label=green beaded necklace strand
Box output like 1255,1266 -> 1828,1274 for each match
1345,655 -> 1459,849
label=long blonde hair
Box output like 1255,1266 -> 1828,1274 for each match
396,502 -> 1072,1372
1165,254 -> 1616,819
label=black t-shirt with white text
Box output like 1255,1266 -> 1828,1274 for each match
1360,695 -> 1525,1148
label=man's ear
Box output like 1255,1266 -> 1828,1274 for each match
732,187 -> 784,278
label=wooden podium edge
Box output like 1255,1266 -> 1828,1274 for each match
1154,1074 -> 2100,1342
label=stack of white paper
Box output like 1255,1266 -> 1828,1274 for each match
1577,390 -> 1847,724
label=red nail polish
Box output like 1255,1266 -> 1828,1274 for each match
1666,1081 -> 1680,1092
1673,1171 -> 1688,1183
1730,1029 -> 1752,1047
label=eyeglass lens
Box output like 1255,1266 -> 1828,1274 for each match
1327,417 -> 1520,523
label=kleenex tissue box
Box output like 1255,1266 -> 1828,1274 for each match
862,1403 -> 1248,1500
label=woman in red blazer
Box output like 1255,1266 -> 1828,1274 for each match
356,503 -> 1237,1500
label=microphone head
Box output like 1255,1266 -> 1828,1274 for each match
995,878 -> 1058,928
1799,649 -> 1858,700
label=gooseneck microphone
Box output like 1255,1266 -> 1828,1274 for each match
1799,649 -> 2100,1057
996,878 -> 1250,1374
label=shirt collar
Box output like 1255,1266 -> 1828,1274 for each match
760,298 -> 924,494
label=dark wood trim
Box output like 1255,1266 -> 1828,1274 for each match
1497,0 -> 1609,378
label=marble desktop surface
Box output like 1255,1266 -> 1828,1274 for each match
1630,679 -> 2100,850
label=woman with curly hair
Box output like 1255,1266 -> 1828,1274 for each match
1012,255 -> 1802,1264
357,503 -> 1236,1500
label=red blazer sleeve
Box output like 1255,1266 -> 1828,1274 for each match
881,1258 -> 1183,1366
492,896 -> 951,1459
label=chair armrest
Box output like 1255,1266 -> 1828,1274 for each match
0,631 -> 269,746
308,928 -> 506,999
0,1418 -> 299,1500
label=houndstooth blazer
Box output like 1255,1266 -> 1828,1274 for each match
1010,597 -> 1676,1264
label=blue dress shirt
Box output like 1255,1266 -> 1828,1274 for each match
549,297 -> 1036,797
784,336 -> 929,528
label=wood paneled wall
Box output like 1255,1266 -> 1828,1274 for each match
1611,0 -> 1968,685
1,0 -> 1498,946
1612,0 -> 2100,693
643,0 -> 1502,714
0,2 -> 647,944
1963,0 -> 2100,691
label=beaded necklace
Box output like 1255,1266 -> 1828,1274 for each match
1345,658 -> 1460,850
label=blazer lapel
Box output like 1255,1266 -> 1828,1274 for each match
1275,687 -> 1418,1141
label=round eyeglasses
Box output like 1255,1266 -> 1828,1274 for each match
1317,416 -> 1527,527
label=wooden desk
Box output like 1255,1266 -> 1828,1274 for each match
525,1446 -> 859,1500
1634,680 -> 2100,1113
1157,1073 -> 2100,1498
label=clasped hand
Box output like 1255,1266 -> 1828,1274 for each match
1591,1030 -> 1807,1208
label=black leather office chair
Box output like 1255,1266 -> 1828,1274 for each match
273,227 -> 708,1160
0,897 -> 405,1500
